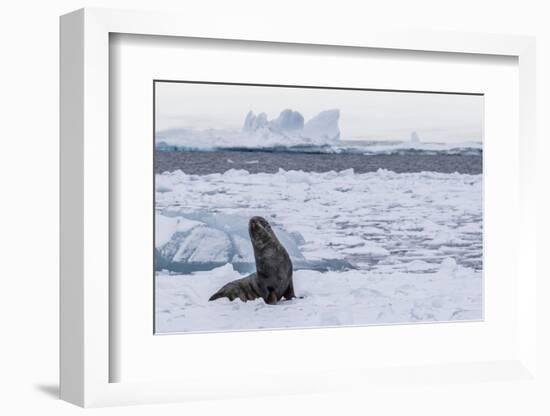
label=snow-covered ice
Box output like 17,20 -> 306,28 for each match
155,167 -> 482,333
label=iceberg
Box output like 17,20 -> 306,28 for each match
410,131 -> 421,143
155,211 -> 353,274
174,227 -> 232,263
156,108 -> 341,151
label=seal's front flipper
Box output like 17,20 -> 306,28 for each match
265,289 -> 278,305
282,281 -> 296,300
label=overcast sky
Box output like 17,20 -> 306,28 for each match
155,82 -> 483,143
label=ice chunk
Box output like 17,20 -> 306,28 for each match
155,176 -> 173,193
173,227 -> 232,263
289,231 -> 306,246
223,169 -> 249,177
428,230 -> 468,247
155,210 -> 353,273
231,235 -> 254,263
341,241 -> 390,259
339,168 -> 355,177
402,260 -> 435,272
155,215 -> 204,248
439,257 -> 458,272
282,169 -> 313,184
456,222 -> 481,234
410,131 -> 421,143
189,212 -> 306,261
302,109 -> 340,143
176,217 -> 204,233
156,211 -> 313,273
155,214 -> 178,248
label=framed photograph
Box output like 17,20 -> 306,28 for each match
60,8 -> 538,407
153,80 -> 484,334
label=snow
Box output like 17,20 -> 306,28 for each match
155,261 -> 481,333
155,167 -> 482,333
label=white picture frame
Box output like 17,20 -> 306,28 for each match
60,7 -> 537,407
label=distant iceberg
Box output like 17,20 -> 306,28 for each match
410,131 -> 421,143
156,109 -> 481,156
357,139 -> 482,156
156,108 -> 341,151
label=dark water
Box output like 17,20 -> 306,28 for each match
156,150 -> 482,175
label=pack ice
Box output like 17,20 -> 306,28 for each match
155,168 -> 483,333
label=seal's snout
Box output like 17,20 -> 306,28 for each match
249,217 -> 258,235
249,216 -> 268,235
249,216 -> 266,226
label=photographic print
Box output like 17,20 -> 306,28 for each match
154,81 -> 483,334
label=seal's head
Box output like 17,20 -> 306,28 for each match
248,216 -> 277,250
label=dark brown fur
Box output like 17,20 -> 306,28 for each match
208,216 -> 295,305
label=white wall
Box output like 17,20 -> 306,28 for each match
1,1 -> 548,415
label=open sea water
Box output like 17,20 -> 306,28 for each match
155,150 -> 482,175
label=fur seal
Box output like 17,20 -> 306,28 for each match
208,216 -> 295,305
